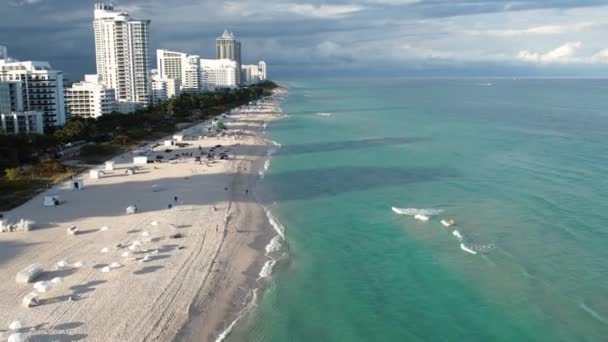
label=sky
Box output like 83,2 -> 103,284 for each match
2,0 -> 608,79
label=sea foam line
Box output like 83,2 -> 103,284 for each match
214,289 -> 259,342
391,207 -> 445,216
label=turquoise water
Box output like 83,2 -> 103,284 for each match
233,79 -> 608,341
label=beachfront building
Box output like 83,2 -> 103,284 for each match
93,2 -> 151,113
151,69 -> 180,103
0,111 -> 44,134
241,64 -> 259,85
65,74 -> 116,119
200,59 -> 238,90
0,57 -> 66,127
0,80 -> 24,114
258,61 -> 267,81
156,49 -> 201,93
241,61 -> 268,85
216,30 -> 242,85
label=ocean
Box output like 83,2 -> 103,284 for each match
229,78 -> 608,341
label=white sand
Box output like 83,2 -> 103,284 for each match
0,93 -> 285,341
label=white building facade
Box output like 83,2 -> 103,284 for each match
1,111 -> 44,134
93,3 -> 151,112
200,59 -> 237,90
258,61 -> 267,81
156,49 -> 200,93
0,58 -> 66,127
65,74 -> 116,119
151,70 -> 180,103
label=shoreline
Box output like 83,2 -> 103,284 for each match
0,88 -> 287,341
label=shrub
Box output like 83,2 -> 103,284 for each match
4,167 -> 21,180
31,160 -> 67,177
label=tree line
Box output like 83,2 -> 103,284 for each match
0,81 -> 277,171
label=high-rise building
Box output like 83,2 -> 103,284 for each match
200,59 -> 238,90
216,30 -> 242,84
0,81 -> 24,114
241,64 -> 260,85
258,61 -> 267,81
65,74 -> 116,119
1,111 -> 44,134
156,49 -> 200,93
0,59 -> 66,127
93,3 -> 151,112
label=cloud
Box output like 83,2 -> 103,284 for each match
517,42 -> 608,64
282,4 -> 365,18
478,22 -> 595,37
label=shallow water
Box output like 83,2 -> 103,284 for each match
230,79 -> 608,341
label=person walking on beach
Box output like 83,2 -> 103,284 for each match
174,196 -> 178,203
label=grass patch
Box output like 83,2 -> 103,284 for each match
77,143 -> 130,165
0,162 -> 80,211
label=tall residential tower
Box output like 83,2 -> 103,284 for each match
93,3 -> 151,112
216,30 -> 241,85
156,49 -> 201,93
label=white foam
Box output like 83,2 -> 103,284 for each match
392,207 -> 444,217
265,208 -> 285,239
264,139 -> 282,148
214,289 -> 258,342
579,301 -> 608,324
414,214 -> 429,221
265,235 -> 283,255
316,112 -> 332,117
460,243 -> 477,255
259,259 -> 277,279
452,230 -> 463,241
263,160 -> 271,172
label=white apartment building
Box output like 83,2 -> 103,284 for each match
241,61 -> 268,85
258,61 -> 267,81
241,64 -> 261,85
157,49 -> 200,93
200,59 -> 238,90
65,74 -> 116,119
151,70 -> 180,103
94,3 -> 151,112
0,80 -> 24,113
0,58 -> 66,127
1,111 -> 44,134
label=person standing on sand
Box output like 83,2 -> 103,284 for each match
174,196 -> 178,203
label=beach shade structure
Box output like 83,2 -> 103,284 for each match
0,218 -> 9,232
173,135 -> 184,142
71,179 -> 84,190
90,169 -> 103,179
126,205 -> 138,215
67,226 -> 79,235
43,195 -> 60,207
16,264 -> 43,284
56,260 -> 69,269
8,333 -> 27,342
105,161 -> 115,171
133,156 -> 148,165
33,280 -> 52,293
126,167 -> 137,176
164,140 -> 174,147
13,219 -> 34,232
22,292 -> 39,308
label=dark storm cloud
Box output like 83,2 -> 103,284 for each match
1,0 -> 607,79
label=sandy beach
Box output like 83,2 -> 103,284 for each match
0,89 -> 285,342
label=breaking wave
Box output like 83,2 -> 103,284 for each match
391,207 -> 445,216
